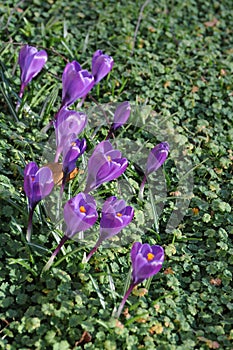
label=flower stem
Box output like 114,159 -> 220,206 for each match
42,235 -> 69,272
85,245 -> 98,263
105,127 -> 113,140
16,84 -> 25,111
115,283 -> 135,318
26,208 -> 34,242
85,237 -> 103,262
139,174 -> 147,200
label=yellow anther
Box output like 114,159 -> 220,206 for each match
107,155 -> 112,162
116,212 -> 122,217
79,206 -> 86,213
147,252 -> 154,261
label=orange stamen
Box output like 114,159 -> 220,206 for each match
80,206 -> 86,213
116,212 -> 122,217
107,155 -> 112,162
147,253 -> 154,261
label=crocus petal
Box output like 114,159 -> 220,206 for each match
61,61 -> 95,108
92,50 -> 114,84
146,142 -> 170,175
112,101 -> 131,130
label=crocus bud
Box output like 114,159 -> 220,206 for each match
84,140 -> 128,193
62,138 -> 86,176
54,108 -> 87,162
24,162 -> 54,210
112,101 -> 131,131
85,196 -> 134,262
64,193 -> 98,238
18,45 -> 48,98
145,142 -> 170,176
61,61 -> 95,108
92,50 -> 114,84
116,242 -> 164,317
24,161 -> 54,241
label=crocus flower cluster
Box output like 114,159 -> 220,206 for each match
20,45 -> 169,319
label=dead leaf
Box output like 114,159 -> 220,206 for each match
204,18 -> 219,27
75,331 -> 92,347
210,278 -> 222,286
42,163 -> 80,186
191,85 -> 199,93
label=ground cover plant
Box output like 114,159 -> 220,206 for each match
0,0 -> 233,349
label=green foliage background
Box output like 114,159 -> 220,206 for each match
0,0 -> 233,349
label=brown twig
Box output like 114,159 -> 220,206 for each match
131,0 -> 151,56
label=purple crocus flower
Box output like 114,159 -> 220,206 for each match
24,162 -> 54,242
112,101 -> 131,131
145,142 -> 170,176
60,137 -> 86,194
116,242 -> 164,317
139,142 -> 170,199
18,45 -> 48,99
92,50 -> 114,84
130,242 -> 164,285
84,140 -> 128,193
61,61 -> 95,108
86,196 -> 134,262
43,193 -> 98,271
64,193 -> 98,237
54,108 -> 87,162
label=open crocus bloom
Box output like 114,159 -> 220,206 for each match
99,196 -> 134,241
92,50 -> 114,84
43,192 -> 98,271
85,140 -> 128,193
85,196 -> 134,262
61,61 -> 95,108
63,192 -> 98,238
130,242 -> 164,285
18,45 -> 48,98
115,242 -> 164,317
